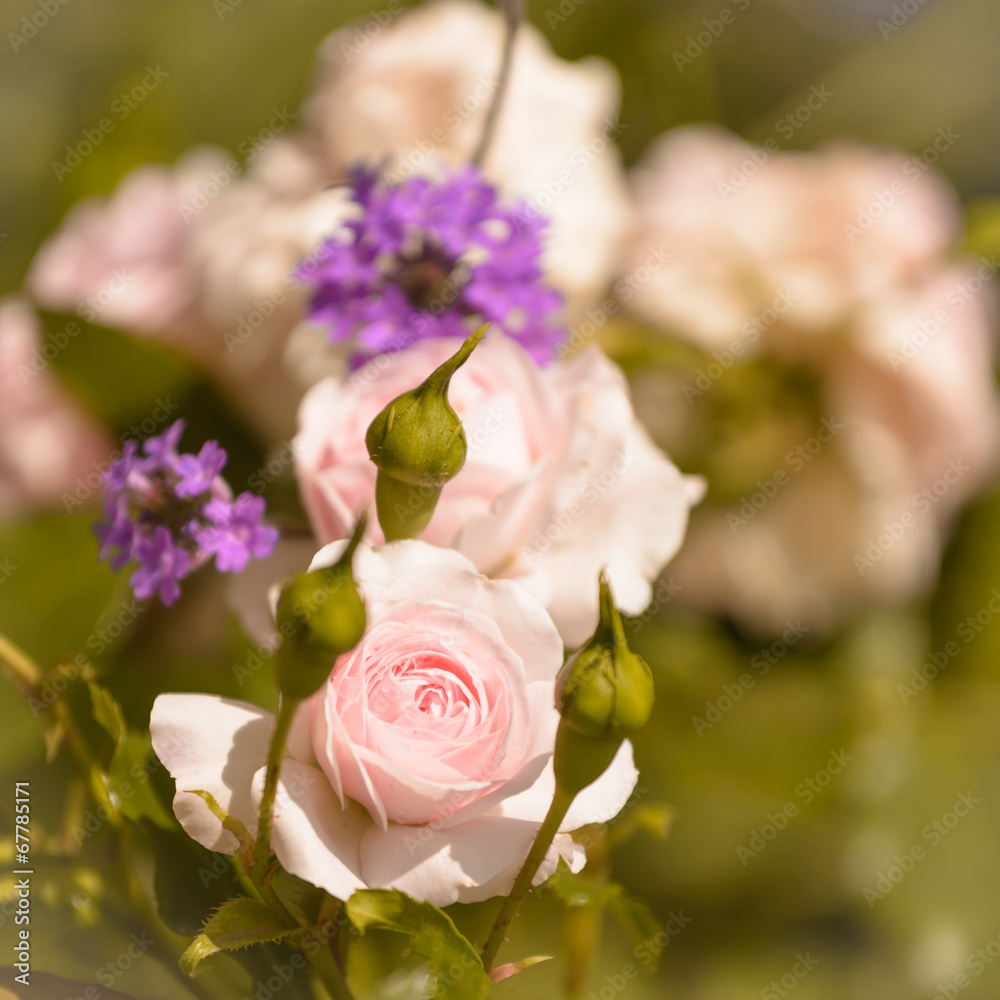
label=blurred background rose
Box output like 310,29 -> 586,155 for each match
3,1 -> 1000,999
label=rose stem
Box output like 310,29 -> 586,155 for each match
307,940 -> 355,1000
249,696 -> 356,998
252,693 -> 301,875
0,631 -> 233,1000
481,784 -> 575,971
471,0 -> 524,168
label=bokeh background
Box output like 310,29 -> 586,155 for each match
4,1 -> 1000,998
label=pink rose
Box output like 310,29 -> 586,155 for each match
27,151 -> 229,354
294,332 -> 702,646
151,541 -> 636,905
623,125 -> 960,354
0,298 -> 112,516
624,126 -> 1000,631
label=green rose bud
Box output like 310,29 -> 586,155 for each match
272,513 -> 367,700
553,572 -> 655,795
365,324 -> 487,540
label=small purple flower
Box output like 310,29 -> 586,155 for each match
93,420 -> 277,605
196,495 -> 280,574
131,526 -> 190,605
175,441 -> 228,498
300,165 -> 565,366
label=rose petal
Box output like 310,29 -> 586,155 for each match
150,694 -> 274,852
251,760 -> 369,900
495,740 -> 639,831
151,694 -> 314,853
359,813 -> 581,907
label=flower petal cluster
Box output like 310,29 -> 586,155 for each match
293,331 -> 703,647
0,297 -> 112,516
305,0 -> 633,322
151,541 -> 637,905
301,167 -> 564,365
94,420 -> 278,604
623,125 -> 1000,631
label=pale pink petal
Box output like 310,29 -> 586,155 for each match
251,760 -> 368,900
359,813 -> 581,907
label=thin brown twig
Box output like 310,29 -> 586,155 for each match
471,0 -> 524,168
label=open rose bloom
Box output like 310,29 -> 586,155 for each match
623,126 -> 1000,631
295,331 -> 703,647
151,542 -> 636,905
25,0 -> 630,444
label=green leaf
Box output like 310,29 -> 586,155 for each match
547,870 -> 622,909
605,893 -> 662,964
188,789 -> 256,874
107,730 -> 174,828
346,889 -> 492,1000
179,897 -> 305,976
89,681 -> 126,745
607,803 -> 675,848
547,870 -> 663,970
2,970 -> 139,999
142,820 -> 239,936
87,684 -> 173,828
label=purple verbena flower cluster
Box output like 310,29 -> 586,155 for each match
94,420 -> 278,605
300,165 -> 565,365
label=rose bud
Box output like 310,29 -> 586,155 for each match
365,324 -> 487,540
553,571 -> 655,795
273,513 -> 367,700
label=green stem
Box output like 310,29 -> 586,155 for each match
306,935 -> 355,1000
471,0 -> 523,167
481,784 -> 575,971
0,633 -> 235,1000
253,694 -> 301,875
0,629 -> 42,690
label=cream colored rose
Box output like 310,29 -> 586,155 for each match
295,331 -> 702,646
